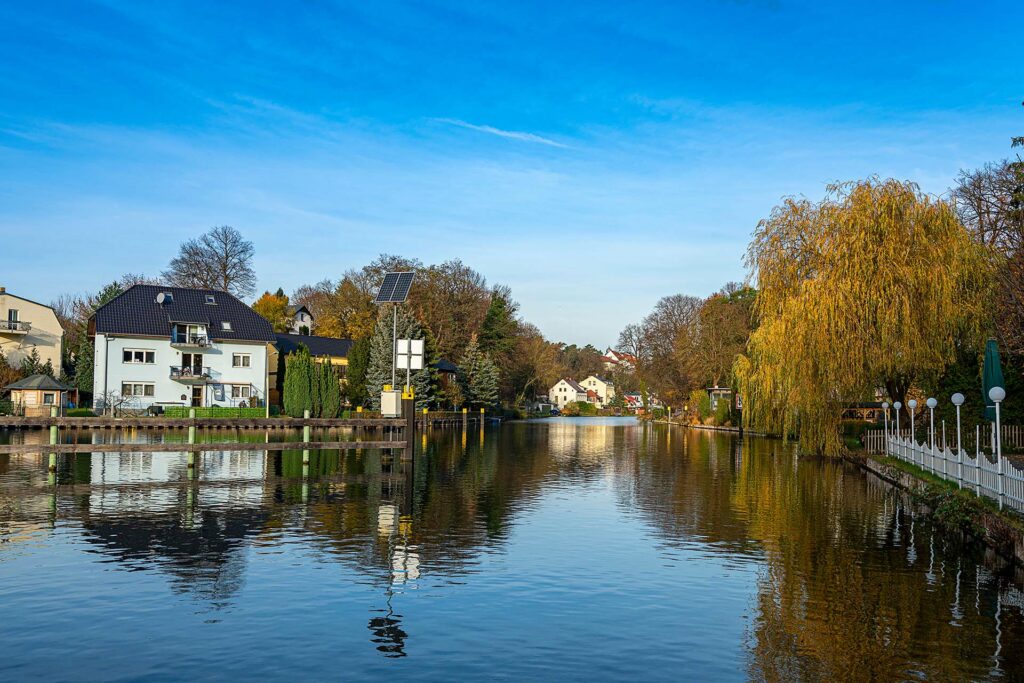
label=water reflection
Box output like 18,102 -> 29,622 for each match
1,420 -> 1024,679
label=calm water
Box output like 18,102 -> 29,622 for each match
2,417 -> 1024,681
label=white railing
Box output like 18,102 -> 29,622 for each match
886,434 -> 1024,512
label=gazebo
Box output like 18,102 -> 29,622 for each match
3,374 -> 76,417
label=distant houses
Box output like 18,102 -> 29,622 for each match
548,375 -> 618,410
90,285 -> 276,412
0,286 -> 64,372
549,378 -> 587,409
287,305 -> 314,335
601,348 -> 636,373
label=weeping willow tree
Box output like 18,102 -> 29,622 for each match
735,178 -> 993,455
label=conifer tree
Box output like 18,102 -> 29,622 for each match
366,307 -> 432,409
321,360 -> 342,418
458,335 -> 500,408
283,346 -> 313,417
344,338 -> 371,407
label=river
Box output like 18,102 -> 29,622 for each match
1,417 -> 1023,680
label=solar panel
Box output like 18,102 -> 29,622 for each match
375,271 -> 415,303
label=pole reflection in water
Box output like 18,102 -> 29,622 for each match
2,420 -> 1024,680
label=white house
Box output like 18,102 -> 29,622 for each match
288,305 -> 314,335
580,375 -> 615,408
91,285 -> 276,413
548,378 -> 587,409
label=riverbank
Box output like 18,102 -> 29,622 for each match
849,452 -> 1024,566
648,418 -> 766,437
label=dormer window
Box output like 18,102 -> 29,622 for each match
205,295 -> 216,305
221,321 -> 232,331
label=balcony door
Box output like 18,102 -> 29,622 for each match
191,386 -> 203,407
182,353 -> 204,375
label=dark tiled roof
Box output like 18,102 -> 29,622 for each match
275,333 -> 353,358
563,378 -> 585,392
434,359 -> 459,374
94,285 -> 276,343
5,374 -> 73,391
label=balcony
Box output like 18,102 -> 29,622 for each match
170,365 -> 211,383
0,320 -> 31,335
170,334 -> 211,349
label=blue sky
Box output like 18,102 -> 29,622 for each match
1,1 -> 1021,346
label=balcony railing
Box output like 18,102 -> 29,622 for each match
170,334 -> 211,348
0,320 -> 31,333
170,365 -> 212,383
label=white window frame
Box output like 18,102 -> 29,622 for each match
205,295 -> 217,305
121,382 -> 155,397
122,348 -> 156,364
221,321 -> 232,331
42,392 -> 56,405
231,384 -> 251,399
232,353 -> 251,368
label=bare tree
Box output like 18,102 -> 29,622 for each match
163,226 -> 256,298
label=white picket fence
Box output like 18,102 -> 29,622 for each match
864,425 -> 1024,455
885,434 -> 1024,512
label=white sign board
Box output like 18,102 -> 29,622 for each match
396,338 -> 424,371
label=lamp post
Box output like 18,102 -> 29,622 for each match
894,401 -> 902,459
882,401 -> 890,440
908,399 -> 918,465
990,386 -> 1006,509
927,397 -> 937,473
952,393 -> 965,488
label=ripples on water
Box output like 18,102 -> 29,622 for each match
2,417 -> 1024,681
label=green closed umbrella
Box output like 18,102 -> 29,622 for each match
982,338 -> 1005,423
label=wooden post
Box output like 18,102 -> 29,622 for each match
48,406 -> 58,482
402,393 -> 416,460
188,407 -> 196,477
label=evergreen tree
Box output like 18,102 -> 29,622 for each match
283,345 -> 313,417
320,360 -> 342,418
344,337 -> 371,407
311,356 -> 324,418
479,287 -> 518,357
19,349 -> 56,379
72,281 -> 125,398
366,307 -> 432,409
458,335 -> 500,408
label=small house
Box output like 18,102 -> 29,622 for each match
4,374 -> 76,416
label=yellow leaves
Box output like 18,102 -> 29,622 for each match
741,178 -> 996,455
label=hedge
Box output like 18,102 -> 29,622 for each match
163,406 -> 266,418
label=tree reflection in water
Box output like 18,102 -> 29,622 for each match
2,420 -> 1024,678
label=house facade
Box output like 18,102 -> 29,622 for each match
287,305 -> 314,335
601,348 -> 636,372
549,378 -> 587,409
0,287 -> 64,372
91,285 -> 275,412
580,375 -> 615,408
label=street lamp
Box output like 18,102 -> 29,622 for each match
990,386 -> 1006,508
926,397 -> 937,472
882,401 -> 890,439
952,393 -> 965,487
908,399 -> 918,464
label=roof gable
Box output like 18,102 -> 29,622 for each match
94,285 -> 276,343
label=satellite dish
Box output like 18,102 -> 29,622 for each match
156,292 -> 174,305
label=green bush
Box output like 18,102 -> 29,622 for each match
67,408 -> 96,417
714,399 -> 731,426
576,401 -> 598,416
163,406 -> 265,418
689,389 -> 711,422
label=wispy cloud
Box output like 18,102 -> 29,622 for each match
434,118 -> 570,148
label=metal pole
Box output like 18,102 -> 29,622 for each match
392,305 -> 398,389
996,400 -> 1004,509
929,407 -> 935,473
955,405 -> 962,488
48,406 -> 58,484
941,420 -> 947,476
976,424 -> 982,497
